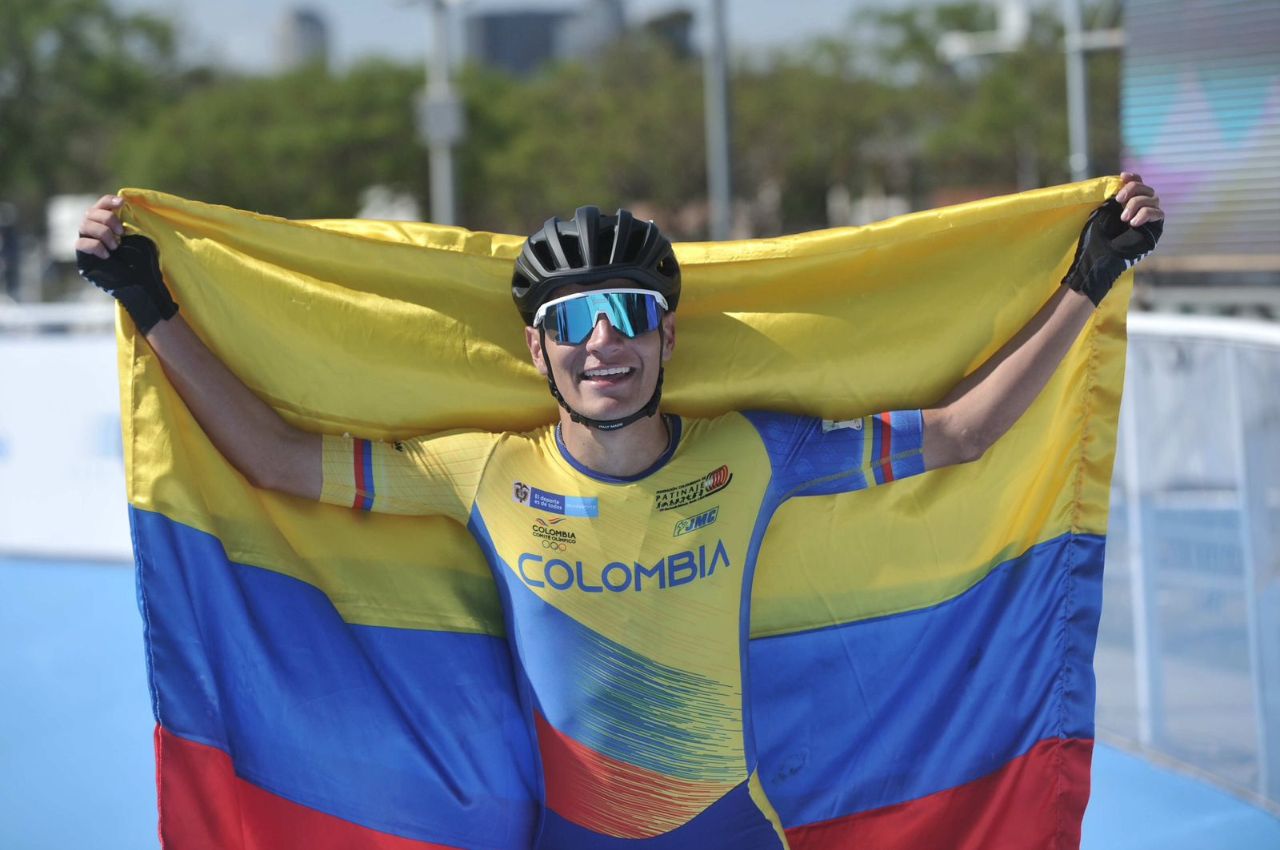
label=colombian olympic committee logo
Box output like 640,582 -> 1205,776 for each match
531,519 -> 576,550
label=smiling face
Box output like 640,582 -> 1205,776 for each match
525,282 -> 676,424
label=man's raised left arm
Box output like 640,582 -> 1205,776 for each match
922,173 -> 1164,469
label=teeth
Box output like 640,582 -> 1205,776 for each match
584,367 -> 631,378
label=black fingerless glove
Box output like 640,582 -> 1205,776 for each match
76,234 -> 179,335
1061,198 -> 1162,307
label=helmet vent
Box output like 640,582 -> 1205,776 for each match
592,231 -> 612,268
623,228 -> 647,263
531,240 -> 557,272
561,236 -> 583,269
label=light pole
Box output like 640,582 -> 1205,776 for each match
1060,0 -> 1089,180
703,0 -> 732,241
1060,0 -> 1125,182
418,0 -> 466,226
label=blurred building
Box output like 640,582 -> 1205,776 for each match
465,0 -> 691,77
465,10 -> 571,77
641,9 -> 695,59
277,7 -> 330,72
1123,0 -> 1280,317
558,0 -> 626,60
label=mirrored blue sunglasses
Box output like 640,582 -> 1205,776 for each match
533,288 -> 668,345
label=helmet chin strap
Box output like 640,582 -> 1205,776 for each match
539,325 -> 665,432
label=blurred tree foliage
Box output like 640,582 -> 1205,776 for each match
4,0 -> 1122,238
858,0 -> 1121,203
0,0 -> 177,229
115,61 -> 430,220
456,40 -> 706,235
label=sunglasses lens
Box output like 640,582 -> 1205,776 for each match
546,292 -> 662,344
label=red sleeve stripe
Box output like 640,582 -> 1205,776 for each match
879,412 -> 895,483
352,439 -> 375,511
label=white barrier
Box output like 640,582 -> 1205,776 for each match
0,305 -> 129,561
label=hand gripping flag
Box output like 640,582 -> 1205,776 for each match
117,178 -> 1130,849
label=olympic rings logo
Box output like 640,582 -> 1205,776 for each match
541,539 -> 569,551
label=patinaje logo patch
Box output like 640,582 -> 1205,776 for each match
655,465 -> 732,511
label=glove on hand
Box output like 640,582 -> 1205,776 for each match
1062,198 -> 1162,307
76,234 -> 179,335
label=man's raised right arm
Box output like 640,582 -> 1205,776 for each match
77,195 -> 321,500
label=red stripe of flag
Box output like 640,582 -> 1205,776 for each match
156,726 -> 461,850
784,737 -> 1092,850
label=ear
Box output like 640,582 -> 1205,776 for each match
525,325 -> 549,376
661,311 -> 676,362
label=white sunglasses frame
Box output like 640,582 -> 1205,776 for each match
531,288 -> 671,330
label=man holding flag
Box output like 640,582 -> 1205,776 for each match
76,177 -> 1162,848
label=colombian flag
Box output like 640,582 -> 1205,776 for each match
117,179 -> 1127,848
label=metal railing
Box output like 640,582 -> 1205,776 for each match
1100,312 -> 1280,808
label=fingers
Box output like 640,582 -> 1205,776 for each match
75,223 -> 118,258
1114,176 -> 1154,204
1127,198 -> 1164,228
1121,194 -> 1163,227
1114,173 -> 1163,226
77,196 -> 126,259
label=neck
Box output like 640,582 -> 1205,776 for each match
558,409 -> 671,478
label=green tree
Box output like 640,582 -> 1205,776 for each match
857,1 -> 1122,201
95,0 -> 1122,238
115,61 -> 429,220
457,37 -> 706,235
733,41 -> 900,233
0,0 -> 177,229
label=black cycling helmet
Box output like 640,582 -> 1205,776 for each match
512,205 -> 681,325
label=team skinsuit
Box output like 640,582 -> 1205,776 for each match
319,207 -> 927,847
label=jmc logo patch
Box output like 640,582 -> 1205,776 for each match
674,506 -> 719,537
655,465 -> 732,511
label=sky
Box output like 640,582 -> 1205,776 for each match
112,0 -> 885,73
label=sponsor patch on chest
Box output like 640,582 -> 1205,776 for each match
512,481 -> 599,517
654,465 -> 732,511
674,506 -> 719,537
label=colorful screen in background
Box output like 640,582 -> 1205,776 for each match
1122,0 -> 1280,260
